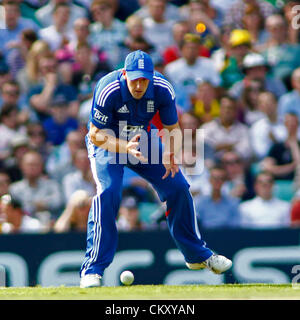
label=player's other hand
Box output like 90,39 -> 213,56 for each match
162,151 -> 179,179
127,134 -> 148,163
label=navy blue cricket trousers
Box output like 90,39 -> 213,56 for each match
80,133 -> 213,277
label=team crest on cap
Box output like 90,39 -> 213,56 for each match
138,59 -> 144,69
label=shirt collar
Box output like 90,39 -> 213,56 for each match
256,196 -> 274,203
120,73 -> 154,102
292,89 -> 300,98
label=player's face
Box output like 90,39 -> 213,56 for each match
126,76 -> 150,100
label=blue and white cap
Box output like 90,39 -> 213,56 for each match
124,50 -> 154,81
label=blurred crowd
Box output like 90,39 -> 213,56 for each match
1,0 -> 300,234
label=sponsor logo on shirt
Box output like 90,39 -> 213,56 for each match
94,109 -> 108,125
120,123 -> 144,138
117,105 -> 130,113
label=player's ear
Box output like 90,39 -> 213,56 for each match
122,69 -> 127,79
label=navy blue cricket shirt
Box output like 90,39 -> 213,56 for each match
88,69 -> 178,139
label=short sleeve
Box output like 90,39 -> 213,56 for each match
267,143 -> 283,162
154,75 -> 178,126
90,78 -> 120,129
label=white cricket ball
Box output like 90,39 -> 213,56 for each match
120,270 -> 134,285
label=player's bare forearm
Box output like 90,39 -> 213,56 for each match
161,122 -> 181,179
161,122 -> 182,156
262,157 -> 297,176
89,123 -> 128,153
89,123 -> 147,162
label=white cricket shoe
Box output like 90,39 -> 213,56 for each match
186,254 -> 232,274
80,274 -> 101,288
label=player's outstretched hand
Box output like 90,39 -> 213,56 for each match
162,151 -> 179,179
127,134 -> 148,163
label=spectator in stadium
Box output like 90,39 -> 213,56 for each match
89,0 -> 127,69
229,52 -> 287,101
290,191 -> 300,227
116,196 -> 146,231
121,169 -> 160,205
0,60 -> 12,90
184,1 -> 221,48
5,28 -> 38,78
3,135 -> 30,182
278,67 -> 300,121
35,0 -> 87,29
192,79 -> 220,125
107,0 -> 139,22
283,0 -> 300,44
42,94 -> 79,146
180,144 -> 206,197
260,14 -> 300,89
162,20 -> 189,65
0,103 -> 26,161
135,0 -> 182,22
250,91 -> 286,161
162,20 -> 210,66
28,51 -> 79,121
223,0 -> 276,29
9,150 -> 63,219
13,0 -> 45,25
0,0 -> 40,58
200,95 -> 252,161
55,17 -> 111,87
55,17 -> 91,67
53,189 -> 91,233
38,3 -> 74,51
68,43 -> 111,98
220,29 -> 252,89
0,81 -> 20,108
62,148 -> 95,202
210,24 -> 234,73
26,50 -> 58,115
140,0 -> 177,55
178,110 -> 214,197
262,112 -> 300,181
240,2 -> 268,47
0,80 -> 32,124
120,14 -> 162,66
237,79 -> 265,126
46,130 -> 85,182
66,17 -> 92,50
0,194 -> 43,234
77,94 -> 94,125
26,122 -> 49,161
220,150 -> 255,201
179,135 -> 216,199
16,40 -> 51,94
239,171 -> 290,228
195,165 -> 241,229
180,0 -> 224,28
0,171 -> 11,197
258,13 -> 289,52
164,33 -> 220,109
178,111 -> 200,148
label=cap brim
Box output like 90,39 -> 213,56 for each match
242,64 -> 268,73
126,70 -> 153,81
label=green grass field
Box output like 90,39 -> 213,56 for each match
0,284 -> 299,300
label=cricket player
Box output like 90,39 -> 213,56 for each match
80,50 -> 232,288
